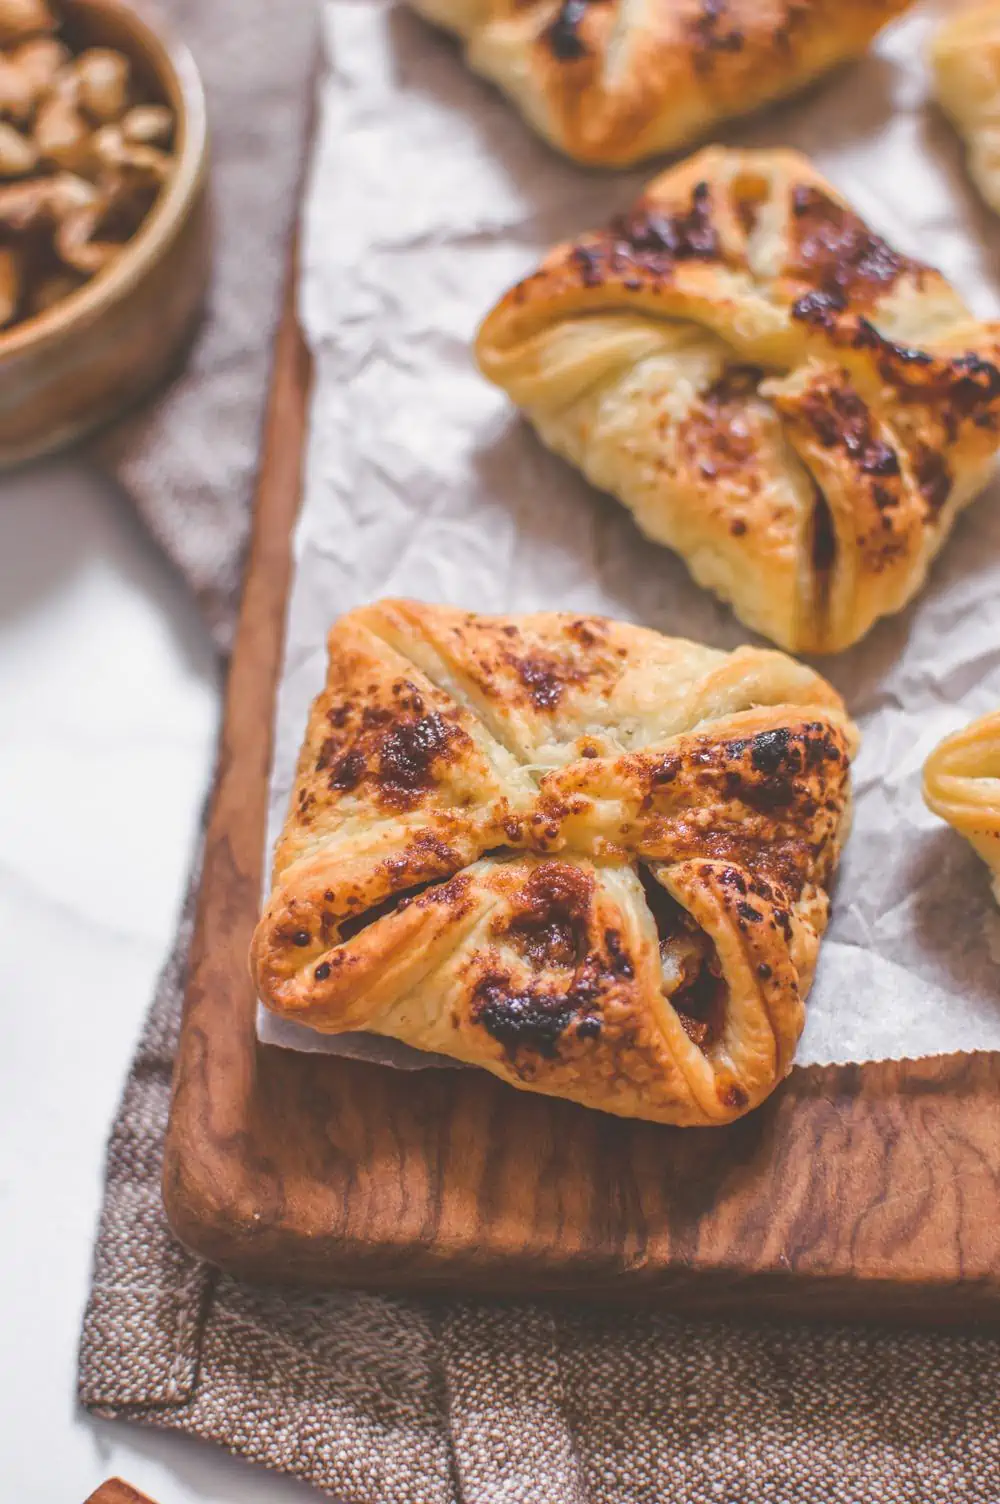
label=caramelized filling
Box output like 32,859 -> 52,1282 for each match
338,878 -> 441,942
731,171 -> 769,239
639,867 -> 727,1051
809,483 -> 836,633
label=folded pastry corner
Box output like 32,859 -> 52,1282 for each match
406,0 -> 913,167
476,146 -> 1000,654
924,711 -> 1000,904
253,600 -> 859,1125
931,2 -> 1000,215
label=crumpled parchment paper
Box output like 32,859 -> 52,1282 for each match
260,0 -> 1000,1067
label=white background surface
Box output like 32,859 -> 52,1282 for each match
0,461 -> 314,1502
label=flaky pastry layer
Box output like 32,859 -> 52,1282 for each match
408,0 -> 912,166
924,711 -> 1000,904
931,3 -> 1000,215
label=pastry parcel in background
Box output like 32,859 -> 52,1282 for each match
407,0 -> 912,166
924,713 -> 1000,903
476,146 -> 1000,655
931,2 -> 1000,215
253,600 -> 859,1126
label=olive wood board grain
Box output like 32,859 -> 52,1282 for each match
85,1481 -> 159,1504
163,279 -> 1000,1325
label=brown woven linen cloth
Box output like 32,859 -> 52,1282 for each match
77,3 -> 1000,1501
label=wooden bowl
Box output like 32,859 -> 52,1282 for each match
0,0 -> 209,466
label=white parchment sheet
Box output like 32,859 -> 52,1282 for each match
260,0 -> 1000,1066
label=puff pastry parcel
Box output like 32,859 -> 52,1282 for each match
476,147 -> 1000,655
253,600 -> 858,1126
408,0 -> 911,166
924,712 -> 1000,903
931,3 -> 1000,215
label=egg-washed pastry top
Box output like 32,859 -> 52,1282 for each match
407,0 -> 913,166
476,146 -> 1000,655
931,3 -> 1000,215
253,600 -> 859,1126
924,712 -> 1000,905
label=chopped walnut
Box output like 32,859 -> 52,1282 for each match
0,117 -> 35,174
659,926 -> 713,997
71,46 -> 127,122
0,0 -> 176,328
33,88 -> 89,168
0,53 -> 36,119
0,0 -> 55,48
8,35 -> 66,96
121,103 -> 172,147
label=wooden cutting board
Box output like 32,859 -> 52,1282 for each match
85,1482 -> 159,1504
163,282 -> 1000,1324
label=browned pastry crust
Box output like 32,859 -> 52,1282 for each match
407,0 -> 913,166
931,3 -> 1000,216
253,600 -> 858,1125
476,147 -> 1000,654
923,711 -> 1000,903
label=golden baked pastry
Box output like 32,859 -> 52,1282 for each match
253,600 -> 858,1126
407,0 -> 912,166
923,712 -> 1000,903
476,146 -> 1000,655
931,3 -> 1000,215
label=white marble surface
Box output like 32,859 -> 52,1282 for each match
0,462 -> 313,1502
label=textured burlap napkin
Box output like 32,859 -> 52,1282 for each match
78,1 -> 1000,1500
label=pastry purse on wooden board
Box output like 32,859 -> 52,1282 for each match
405,0 -> 913,166
924,712 -> 1000,904
253,599 -> 858,1127
475,145 -> 1000,655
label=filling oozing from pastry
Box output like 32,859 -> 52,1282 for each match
808,482 -> 837,627
639,867 -> 726,1052
504,877 -> 589,971
337,877 -> 443,942
472,861 -> 604,1062
732,172 -> 767,234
